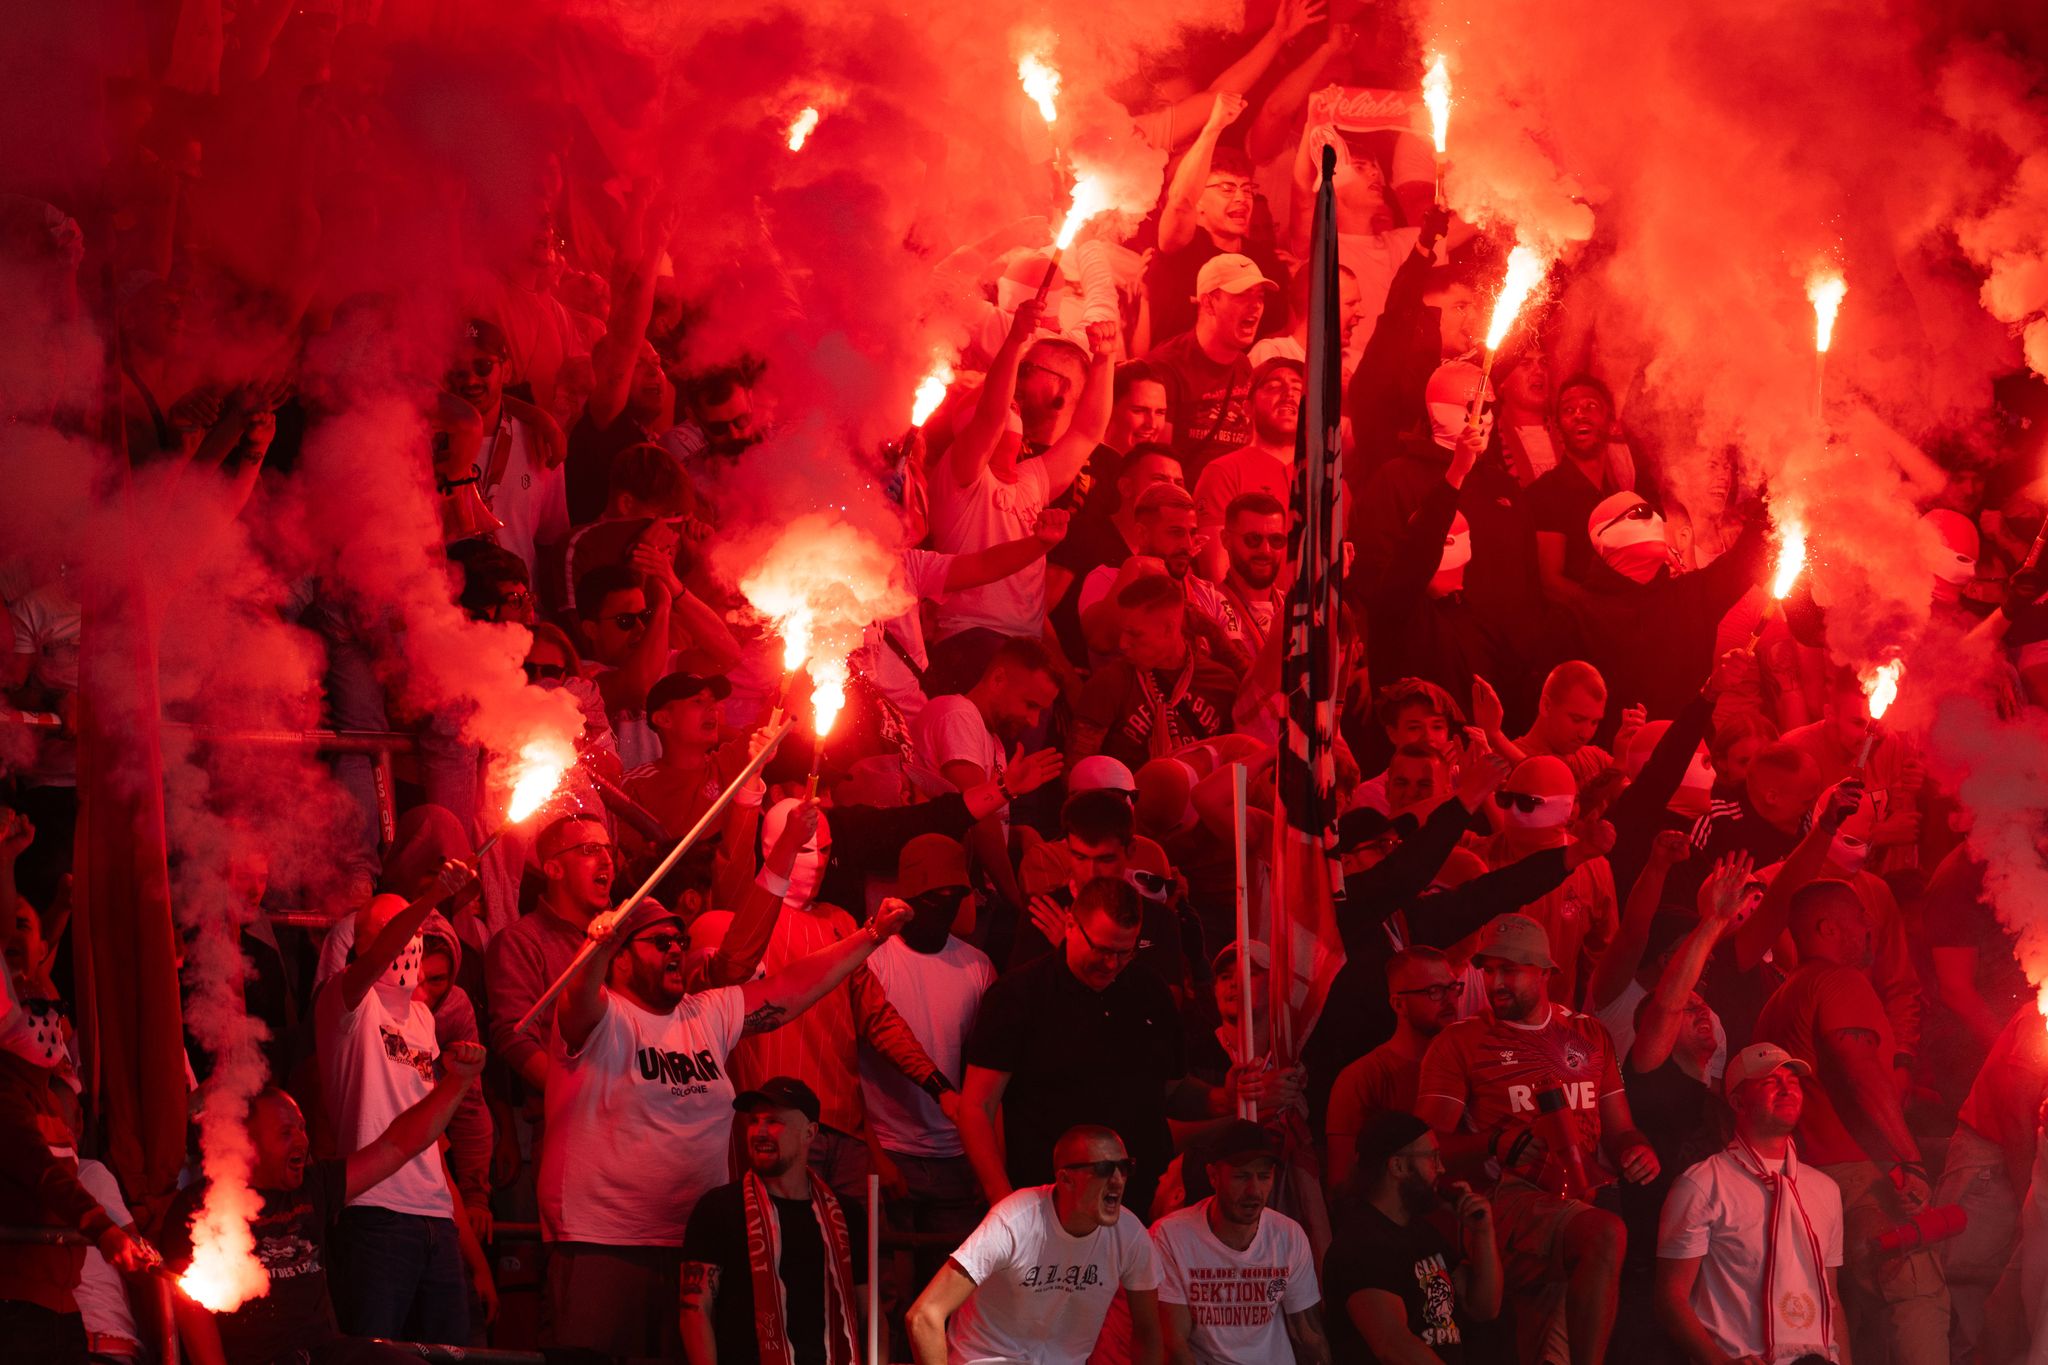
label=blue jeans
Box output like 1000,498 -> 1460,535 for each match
333,1207 -> 469,1345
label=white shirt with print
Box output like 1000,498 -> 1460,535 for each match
947,1186 -> 1161,1365
539,985 -> 747,1246
1151,1199 -> 1319,1364
929,460 -> 1050,638
316,979 -> 451,1217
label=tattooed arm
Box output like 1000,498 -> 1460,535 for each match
679,1261 -> 721,1365
737,899 -> 914,1035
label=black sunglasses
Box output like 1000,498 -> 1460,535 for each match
1061,1158 -> 1136,1180
1394,983 -> 1459,1001
631,932 -> 685,954
1129,869 -> 1172,898
1493,791 -> 1553,814
606,609 -> 654,631
524,662 -> 567,682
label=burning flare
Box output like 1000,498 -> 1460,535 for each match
505,735 -> 576,823
1055,174 -> 1115,250
1484,244 -> 1550,354
1807,270 -> 1847,353
1422,55 -> 1452,156
1018,52 -> 1061,125
811,658 -> 848,742
1771,520 -> 1807,599
1862,658 -> 1904,721
911,358 -> 954,427
786,107 -> 820,152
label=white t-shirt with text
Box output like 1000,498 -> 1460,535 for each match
315,980 -> 451,1218
539,985 -> 747,1245
1152,1199 -> 1319,1364
947,1186 -> 1161,1365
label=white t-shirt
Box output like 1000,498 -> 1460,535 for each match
72,1157 -> 142,1344
929,459 -> 1051,638
908,694 -> 1004,801
1336,226 -> 1423,335
1593,978 -> 1729,1084
539,985 -> 747,1245
948,1187 -> 1161,1365
481,412 -> 572,583
315,979 -> 451,1217
860,936 -> 994,1159
861,549 -> 953,721
1658,1147 -> 1844,1363
1151,1200 -> 1319,1364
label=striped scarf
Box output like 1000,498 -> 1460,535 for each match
742,1168 -> 860,1365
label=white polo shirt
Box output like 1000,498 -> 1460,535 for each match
1658,1144 -> 1844,1362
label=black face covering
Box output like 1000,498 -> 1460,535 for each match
902,888 -> 967,954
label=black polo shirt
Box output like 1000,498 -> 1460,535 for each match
966,951 -> 1183,1215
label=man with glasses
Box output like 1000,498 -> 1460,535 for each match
1148,121 -> 1290,345
1326,947 -> 1462,1191
1078,484 -> 1233,672
1193,358 -> 1301,563
486,815 -> 619,1093
1324,1112 -> 1500,1364
908,1124 -> 1162,1365
537,858 -> 914,1357
1414,913 -> 1657,1365
1210,491 -> 1288,666
859,836 -> 997,1292
960,878 -> 1215,1220
574,561 -> 741,770
1480,755 -> 1616,1008
1143,254 -> 1274,484
623,669 -> 743,894
1007,789 -> 1191,995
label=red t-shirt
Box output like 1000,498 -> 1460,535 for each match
1416,1003 -> 1624,1179
1957,1007 -> 2048,1166
1755,963 -> 1896,1166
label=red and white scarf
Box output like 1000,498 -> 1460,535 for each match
742,1168 -> 861,1365
1730,1137 -> 1834,1361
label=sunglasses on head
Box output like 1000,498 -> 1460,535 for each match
1494,791 -> 1560,814
523,662 -> 566,682
1061,1158 -> 1136,1180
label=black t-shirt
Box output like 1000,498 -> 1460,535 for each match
1075,655 -> 1240,772
680,1180 -> 869,1365
1048,496 -> 1133,665
1619,1054 -> 1715,1267
966,953 -> 1183,1214
162,1160 -> 346,1365
1324,1204 -> 1467,1364
566,409 -> 654,526
1141,331 -> 1255,484
1144,228 -> 1291,347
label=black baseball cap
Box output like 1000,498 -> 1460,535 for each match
733,1076 -> 820,1123
647,671 -> 733,713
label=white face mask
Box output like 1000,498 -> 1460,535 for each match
1430,524 -> 1472,597
786,850 -> 826,904
1668,747 -> 1717,818
1930,552 -> 1976,586
0,977 -> 68,1070
381,934 -> 425,992
1592,502 -> 1670,584
1429,403 -> 1493,451
1828,832 -> 1870,875
763,800 -> 832,906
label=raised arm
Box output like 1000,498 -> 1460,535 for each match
737,898 -> 913,1034
1587,830 -> 1688,1012
1247,22 -> 1347,165
1630,854 -> 1749,1073
339,860 -> 472,1011
1733,779 -> 1860,970
1037,333 -> 1116,500
1159,93 -> 1248,254
949,300 -> 1042,489
345,1042 -> 487,1201
587,186 -> 674,431
699,795 -> 815,988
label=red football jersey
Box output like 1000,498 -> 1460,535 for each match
1417,1003 -> 1624,1181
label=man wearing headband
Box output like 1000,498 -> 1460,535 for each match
1754,881 -> 1948,1365
1415,914 -> 1658,1365
1656,1045 -> 1845,1365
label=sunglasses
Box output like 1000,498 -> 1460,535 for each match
1235,531 -> 1288,548
632,932 -> 685,954
1595,503 -> 1657,534
606,609 -> 655,631
1493,791 -> 1561,814
1129,869 -> 1172,898
497,588 -> 535,610
1061,1158 -> 1137,1180
1394,983 -> 1459,1002
523,662 -> 567,682
1073,917 -> 1138,963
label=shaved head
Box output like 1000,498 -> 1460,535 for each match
1054,1124 -> 1125,1168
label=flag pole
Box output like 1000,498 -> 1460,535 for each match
1232,763 -> 1255,1120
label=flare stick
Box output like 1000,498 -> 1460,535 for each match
514,719 -> 795,1035
1233,763 -> 1255,1121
